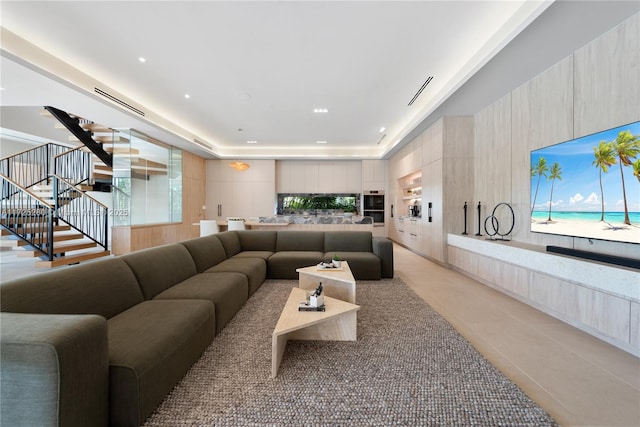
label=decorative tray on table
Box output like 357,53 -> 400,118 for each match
316,262 -> 343,271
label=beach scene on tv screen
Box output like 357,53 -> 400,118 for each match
530,121 -> 640,244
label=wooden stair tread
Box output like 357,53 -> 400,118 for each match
36,250 -> 111,268
0,239 -> 20,248
54,122 -> 111,133
93,173 -> 113,181
131,159 -> 167,169
51,241 -> 97,254
69,135 -> 129,144
2,225 -> 71,234
14,247 -> 43,257
14,232 -> 84,245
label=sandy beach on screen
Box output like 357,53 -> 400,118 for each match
531,218 -> 640,244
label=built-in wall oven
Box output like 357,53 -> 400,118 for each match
363,190 -> 385,226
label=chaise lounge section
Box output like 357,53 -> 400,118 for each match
1,230 -> 393,427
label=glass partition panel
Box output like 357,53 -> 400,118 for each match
169,147 -> 182,223
112,129 -> 131,226
112,129 -> 182,226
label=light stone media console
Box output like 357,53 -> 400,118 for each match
447,234 -> 639,356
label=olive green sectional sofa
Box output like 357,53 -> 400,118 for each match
0,230 -> 393,427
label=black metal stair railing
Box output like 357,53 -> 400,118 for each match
53,146 -> 92,187
1,174 -> 54,259
0,143 -> 71,190
54,175 -> 108,251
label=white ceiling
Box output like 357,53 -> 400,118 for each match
0,1 -> 638,160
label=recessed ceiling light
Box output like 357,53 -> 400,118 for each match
184,94 -> 190,99
313,108 -> 328,113
138,57 -> 146,63
379,127 -> 386,133
316,140 -> 327,144
246,140 -> 258,144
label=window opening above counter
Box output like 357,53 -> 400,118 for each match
277,193 -> 360,215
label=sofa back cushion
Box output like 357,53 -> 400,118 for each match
215,231 -> 243,257
121,244 -> 197,300
180,235 -> 228,273
0,258 -> 143,319
276,231 -> 325,252
237,230 -> 277,252
324,231 -> 373,253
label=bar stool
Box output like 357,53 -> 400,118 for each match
200,220 -> 219,236
227,218 -> 246,231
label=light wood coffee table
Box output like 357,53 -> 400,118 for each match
296,261 -> 356,303
271,287 -> 360,378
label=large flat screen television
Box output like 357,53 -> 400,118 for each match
530,120 -> 640,245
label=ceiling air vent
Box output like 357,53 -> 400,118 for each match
193,138 -> 212,150
94,87 -> 146,117
376,133 -> 387,145
407,76 -> 433,106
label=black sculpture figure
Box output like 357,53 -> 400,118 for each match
462,201 -> 468,235
311,282 -> 323,297
475,201 -> 482,236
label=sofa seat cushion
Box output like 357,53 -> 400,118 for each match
233,250 -> 274,261
154,272 -> 249,335
324,252 -> 382,280
205,258 -> 267,296
267,251 -> 324,280
107,300 -> 214,427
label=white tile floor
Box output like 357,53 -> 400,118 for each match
1,244 -> 639,426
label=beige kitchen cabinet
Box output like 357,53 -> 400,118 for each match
206,160 -> 275,220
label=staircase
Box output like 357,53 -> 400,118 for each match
1,108 -> 116,268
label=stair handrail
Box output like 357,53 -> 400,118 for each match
53,146 -> 92,187
1,173 -> 54,260
53,175 -> 109,251
1,143 -> 72,190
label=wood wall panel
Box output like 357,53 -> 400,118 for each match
451,14 -> 639,355
442,117 -> 474,236
510,56 -> 574,245
573,13 -> 640,138
572,13 -> 640,260
473,95 -> 511,229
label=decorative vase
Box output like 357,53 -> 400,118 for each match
332,260 -> 341,268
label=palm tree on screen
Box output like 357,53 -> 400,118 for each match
531,157 -> 548,216
612,130 -> 640,225
546,162 -> 562,221
592,141 -> 617,222
633,159 -> 640,183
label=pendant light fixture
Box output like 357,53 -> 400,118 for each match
229,161 -> 250,171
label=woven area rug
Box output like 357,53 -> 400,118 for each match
144,278 -> 558,426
